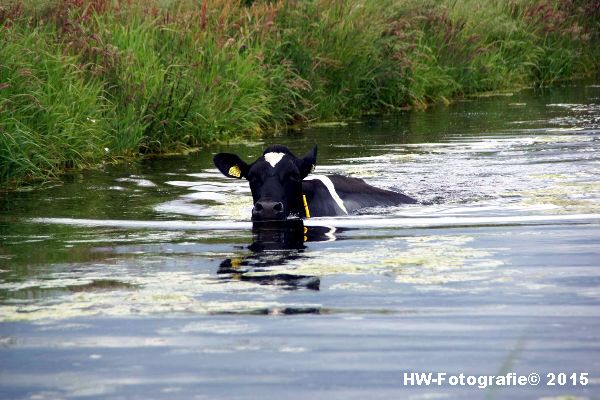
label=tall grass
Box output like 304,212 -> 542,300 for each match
0,23 -> 109,184
1,0 -> 598,186
389,0 -> 599,103
99,10 -> 276,153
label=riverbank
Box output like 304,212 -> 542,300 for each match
1,0 -> 599,187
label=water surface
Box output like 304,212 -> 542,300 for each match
1,83 -> 600,399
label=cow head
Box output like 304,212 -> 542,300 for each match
213,145 -> 317,221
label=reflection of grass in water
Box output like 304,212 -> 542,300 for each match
70,279 -> 137,292
0,279 -> 138,300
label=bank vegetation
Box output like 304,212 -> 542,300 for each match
1,0 -> 598,186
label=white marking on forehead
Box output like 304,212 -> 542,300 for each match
264,152 -> 286,167
304,175 -> 348,214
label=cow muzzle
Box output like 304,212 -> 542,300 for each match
252,200 -> 285,221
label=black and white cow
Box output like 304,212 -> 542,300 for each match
213,144 -> 416,221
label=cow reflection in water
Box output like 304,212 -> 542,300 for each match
218,221 -> 337,291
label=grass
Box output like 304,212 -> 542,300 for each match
1,0 -> 599,187
0,23 -> 109,184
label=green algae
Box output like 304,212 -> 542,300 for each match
519,180 -> 600,214
246,235 -> 502,287
0,233 -> 504,322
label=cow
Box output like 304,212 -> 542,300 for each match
213,144 -> 416,221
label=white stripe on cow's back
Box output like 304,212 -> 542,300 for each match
304,175 -> 348,214
264,152 -> 286,167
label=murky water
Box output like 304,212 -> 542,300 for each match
1,83 -> 600,399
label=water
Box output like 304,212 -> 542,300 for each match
1,83 -> 600,399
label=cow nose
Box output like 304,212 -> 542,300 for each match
253,201 -> 284,220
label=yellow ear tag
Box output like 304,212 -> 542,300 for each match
303,194 -> 310,218
230,258 -> 242,268
228,165 -> 241,178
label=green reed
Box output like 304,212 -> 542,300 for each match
0,24 -> 109,185
0,0 -> 598,187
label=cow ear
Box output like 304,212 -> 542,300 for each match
298,145 -> 317,179
213,153 -> 249,179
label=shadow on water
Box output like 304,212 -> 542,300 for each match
218,220 -> 340,293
